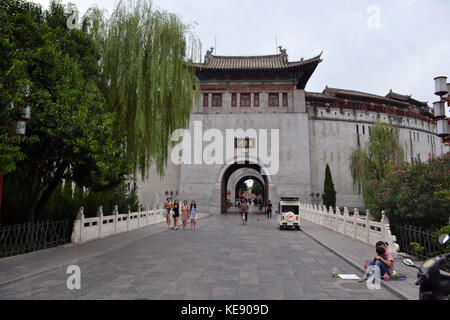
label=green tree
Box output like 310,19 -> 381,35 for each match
1,1 -> 130,223
349,121 -> 404,212
366,154 -> 450,228
84,0 -> 201,177
322,164 -> 336,209
251,181 -> 263,196
0,0 -> 40,174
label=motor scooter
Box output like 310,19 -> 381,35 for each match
403,233 -> 450,300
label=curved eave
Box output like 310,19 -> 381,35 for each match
195,55 -> 322,72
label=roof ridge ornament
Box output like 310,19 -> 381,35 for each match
205,47 -> 214,64
278,46 -> 287,63
278,46 -> 287,55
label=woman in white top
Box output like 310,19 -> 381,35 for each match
190,201 -> 198,231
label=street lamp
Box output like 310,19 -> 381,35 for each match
0,85 -> 31,230
433,76 -> 450,144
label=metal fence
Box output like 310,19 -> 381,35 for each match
391,224 -> 441,260
0,220 -> 72,258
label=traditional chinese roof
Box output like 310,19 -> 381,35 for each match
306,86 -> 434,118
199,53 -> 323,71
196,48 -> 323,89
321,87 -> 410,107
386,89 -> 428,107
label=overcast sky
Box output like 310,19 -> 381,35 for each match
32,0 -> 450,113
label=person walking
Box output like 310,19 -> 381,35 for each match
181,200 -> 190,230
190,201 -> 198,230
266,200 -> 273,219
240,199 -> 249,223
164,197 -> 173,230
173,200 -> 180,230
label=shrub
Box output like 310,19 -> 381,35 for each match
366,154 -> 450,229
322,164 -> 336,209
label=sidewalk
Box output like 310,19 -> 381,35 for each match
300,219 -> 420,300
0,212 -> 210,287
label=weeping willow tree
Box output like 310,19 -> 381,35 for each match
84,0 -> 201,178
349,120 -> 404,207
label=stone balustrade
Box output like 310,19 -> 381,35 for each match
71,204 -> 165,244
299,203 -> 399,253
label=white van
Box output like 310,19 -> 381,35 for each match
276,197 -> 301,230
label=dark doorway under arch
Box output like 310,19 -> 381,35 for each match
221,162 -> 269,213
234,176 -> 266,205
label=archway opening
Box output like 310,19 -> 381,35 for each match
220,162 -> 269,213
234,176 -> 266,208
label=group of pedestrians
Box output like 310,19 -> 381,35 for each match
164,197 -> 198,230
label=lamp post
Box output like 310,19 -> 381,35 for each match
433,76 -> 450,145
0,86 -> 31,231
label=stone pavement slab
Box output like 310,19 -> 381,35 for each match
0,212 -> 400,300
300,219 -> 420,300
0,213 -> 210,287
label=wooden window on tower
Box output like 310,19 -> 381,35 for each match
240,93 -> 251,107
254,93 -> 260,107
231,93 -> 237,107
203,93 -> 209,107
212,93 -> 222,107
268,93 -> 279,107
282,93 -> 288,107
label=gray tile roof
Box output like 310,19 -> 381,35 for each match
386,89 -> 428,106
322,87 -> 411,107
197,53 -> 322,71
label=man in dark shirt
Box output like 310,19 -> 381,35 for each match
266,200 -> 273,219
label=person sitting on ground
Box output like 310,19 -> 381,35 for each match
360,241 -> 394,281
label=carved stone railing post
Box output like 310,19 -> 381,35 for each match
366,209 -> 371,243
113,205 -> 119,233
126,205 -> 131,231
72,207 -> 85,244
335,207 -> 341,232
381,210 -> 389,243
137,206 -> 141,228
343,207 -> 349,236
353,208 -> 359,240
97,205 -> 103,238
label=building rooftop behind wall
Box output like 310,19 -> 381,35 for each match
199,52 -> 323,71
306,87 -> 434,118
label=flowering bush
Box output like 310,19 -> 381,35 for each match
366,154 -> 450,230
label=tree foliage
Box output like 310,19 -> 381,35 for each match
366,154 -> 450,229
349,121 -> 404,209
322,164 -> 336,209
251,180 -> 263,196
0,0 -> 131,223
84,0 -> 201,178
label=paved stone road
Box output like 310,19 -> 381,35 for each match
0,212 -> 399,300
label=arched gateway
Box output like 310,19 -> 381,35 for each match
219,161 -> 269,213
136,47 -> 448,213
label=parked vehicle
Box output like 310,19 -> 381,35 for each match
276,197 -> 301,231
403,233 -> 450,300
